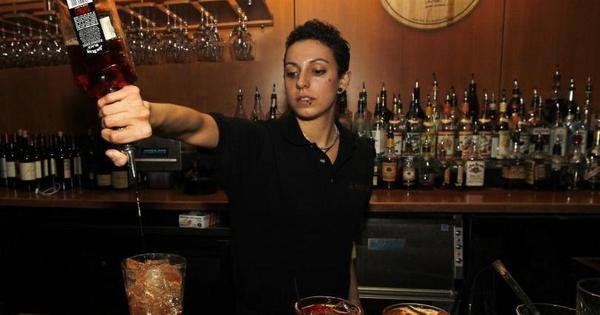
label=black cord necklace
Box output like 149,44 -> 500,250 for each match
304,125 -> 339,154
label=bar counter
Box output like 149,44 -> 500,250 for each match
1,187 -> 599,214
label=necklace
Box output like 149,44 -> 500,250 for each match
304,125 -> 339,154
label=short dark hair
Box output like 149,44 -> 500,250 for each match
285,19 -> 350,76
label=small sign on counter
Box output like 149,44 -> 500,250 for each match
178,212 -> 220,229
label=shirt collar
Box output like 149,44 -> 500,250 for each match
280,112 -> 358,158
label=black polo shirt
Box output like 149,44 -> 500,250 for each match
210,112 -> 374,315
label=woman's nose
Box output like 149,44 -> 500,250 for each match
296,72 -> 309,90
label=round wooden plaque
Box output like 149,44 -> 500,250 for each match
381,0 -> 479,30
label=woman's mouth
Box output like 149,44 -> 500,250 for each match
297,96 -> 314,106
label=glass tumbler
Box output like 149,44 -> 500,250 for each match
577,278 -> 600,315
294,296 -> 362,315
122,253 -> 186,315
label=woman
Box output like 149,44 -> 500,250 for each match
99,20 -> 374,314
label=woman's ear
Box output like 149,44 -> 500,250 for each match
339,70 -> 351,92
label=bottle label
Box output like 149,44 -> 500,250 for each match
0,157 -> 6,179
465,160 -> 485,187
405,132 -> 421,155
67,0 -> 108,57
381,161 -> 398,182
19,162 -> 36,181
42,159 -> 49,177
35,160 -> 42,179
491,134 -> 499,159
111,170 -> 129,189
96,173 -> 111,187
458,131 -> 474,158
6,161 -> 16,178
478,131 -> 493,159
372,129 -> 384,154
74,156 -> 83,175
504,165 -> 526,179
437,131 -> 455,158
443,166 -> 451,186
455,164 -> 464,187
63,159 -> 72,179
550,127 -> 568,156
525,161 -> 546,185
372,163 -> 379,186
393,133 -> 403,156
403,166 -> 416,182
498,130 -> 510,158
50,158 -> 57,176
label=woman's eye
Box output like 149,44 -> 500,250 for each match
313,69 -> 326,76
285,71 -> 298,78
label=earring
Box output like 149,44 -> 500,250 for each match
337,87 -> 344,94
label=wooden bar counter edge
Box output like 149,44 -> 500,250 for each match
1,187 -> 599,214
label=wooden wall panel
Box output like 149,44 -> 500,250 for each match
0,0 -> 294,133
294,0 -> 504,113
1,0 -> 600,133
501,0 -> 600,112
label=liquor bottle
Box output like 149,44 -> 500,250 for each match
417,139 -> 436,190
82,129 -> 97,189
572,78 -> 592,154
467,74 -> 480,122
250,87 -> 264,122
0,133 -> 7,186
431,73 -> 441,130
47,134 -> 58,188
336,90 -> 352,130
95,138 -> 112,190
233,88 -> 247,119
388,94 -> 406,158
457,90 -> 474,159
478,92 -> 493,160
267,84 -> 280,121
465,135 -> 485,189
371,96 -> 387,156
525,134 -> 550,190
528,89 -> 550,154
585,119 -> 600,190
543,65 -> 567,123
5,133 -> 17,189
32,135 -> 42,191
401,155 -> 417,189
379,82 -> 392,121
353,83 -> 372,138
502,134 -> 526,190
449,85 -> 458,123
37,134 -> 50,189
451,143 -> 465,190
436,96 -> 456,160
381,125 -> 398,190
514,97 -> 531,156
488,92 -> 498,131
405,93 -> 423,156
566,135 -> 586,190
564,78 -> 578,154
411,80 -> 425,120
549,97 -> 568,157
71,136 -> 83,189
507,79 -> 521,124
55,132 -> 73,191
550,137 -> 567,191
18,134 -> 37,192
436,148 -> 453,190
422,97 -> 437,155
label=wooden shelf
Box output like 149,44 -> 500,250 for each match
2,187 -> 600,214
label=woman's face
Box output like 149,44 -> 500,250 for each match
284,39 -> 349,121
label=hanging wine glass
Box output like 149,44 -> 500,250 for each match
229,9 -> 254,61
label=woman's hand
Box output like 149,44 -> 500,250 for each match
97,85 -> 152,166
